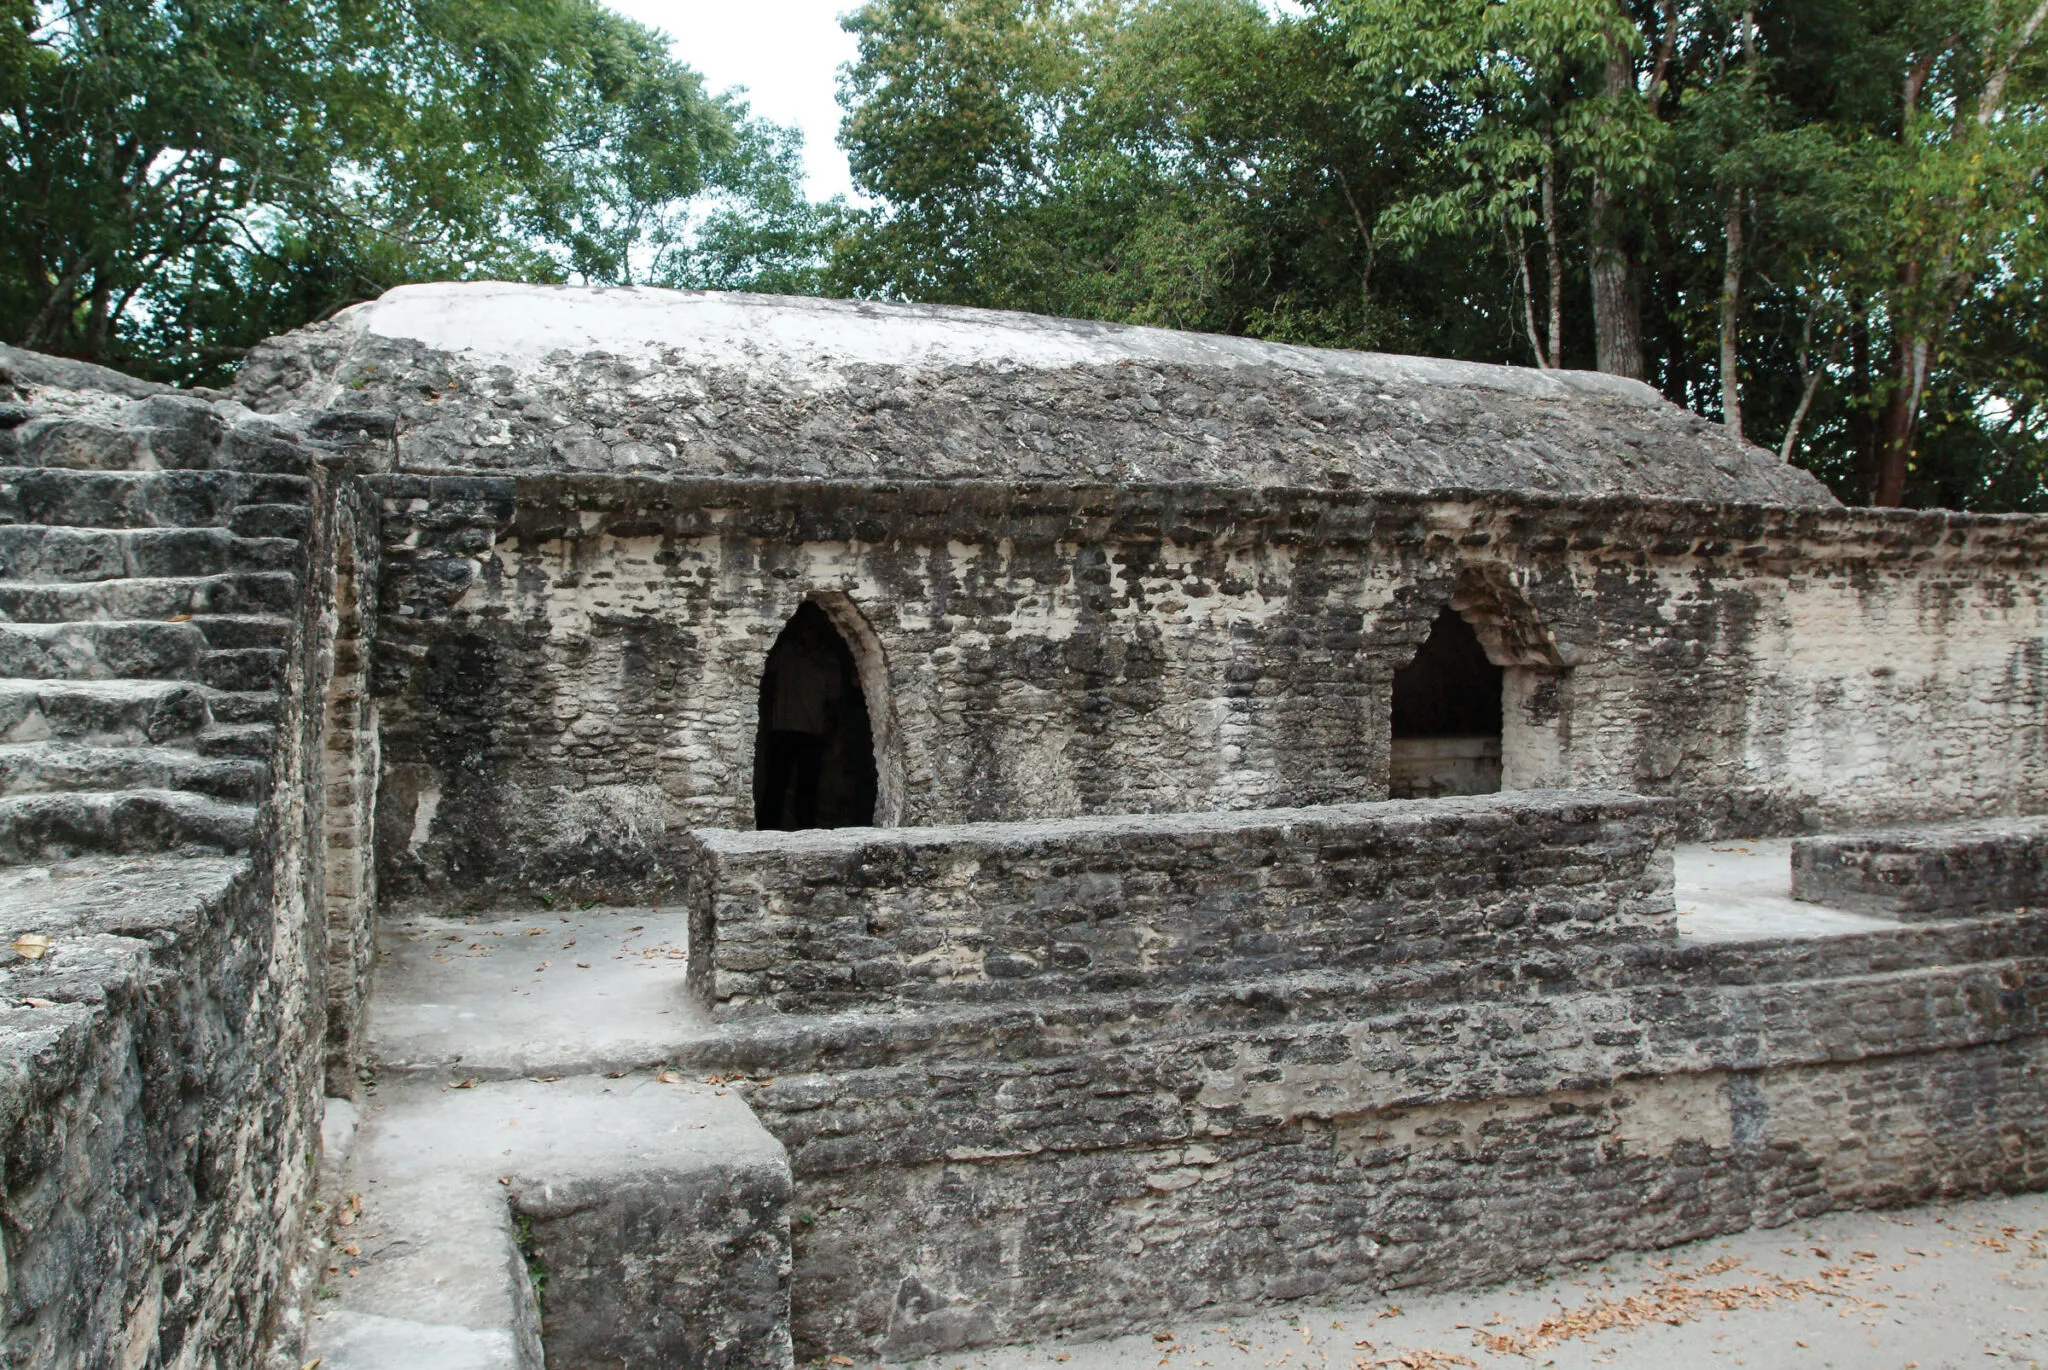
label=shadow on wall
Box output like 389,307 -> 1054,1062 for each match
754,601 -> 878,830
1390,606 -> 1504,798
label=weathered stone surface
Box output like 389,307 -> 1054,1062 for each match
364,473 -> 2048,911
674,828 -> 2048,1357
1793,816 -> 2048,916
236,283 -> 1837,507
690,790 -> 1676,1014
0,348 -> 334,1368
310,1076 -> 790,1370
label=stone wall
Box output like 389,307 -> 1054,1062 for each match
1792,817 -> 2048,917
672,865 -> 2048,1359
688,791 -> 1676,1015
0,349 -> 337,1367
317,479 -> 380,1093
367,477 -> 2048,907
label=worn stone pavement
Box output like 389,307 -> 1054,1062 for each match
896,1191 -> 2047,1370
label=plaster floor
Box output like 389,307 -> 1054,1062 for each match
899,1190 -> 2048,1370
1673,839 -> 1901,944
368,906 -> 706,1078
364,840 -> 1903,1080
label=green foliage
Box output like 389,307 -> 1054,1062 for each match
831,0 -> 2048,508
0,0 -> 817,383
833,0 -> 1519,359
661,122 -> 856,297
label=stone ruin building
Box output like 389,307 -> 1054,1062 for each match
0,281 -> 2042,1368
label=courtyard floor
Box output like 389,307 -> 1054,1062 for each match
899,1189 -> 2048,1370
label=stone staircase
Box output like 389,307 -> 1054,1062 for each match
0,368 -> 309,864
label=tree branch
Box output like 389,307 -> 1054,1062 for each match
1980,0 -> 2048,123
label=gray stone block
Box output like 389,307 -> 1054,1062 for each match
1792,818 -> 2048,917
688,791 -> 1678,1015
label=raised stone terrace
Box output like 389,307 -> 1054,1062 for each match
313,794 -> 2048,1369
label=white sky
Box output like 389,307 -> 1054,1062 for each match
603,0 -> 865,201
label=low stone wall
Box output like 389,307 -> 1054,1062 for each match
1793,818 -> 2048,917
687,791 -> 1677,1015
665,800 -> 2048,1360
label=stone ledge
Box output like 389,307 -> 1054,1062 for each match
369,471 -> 2048,569
1793,817 -> 2048,917
691,791 -> 1678,1016
310,1074 -> 790,1370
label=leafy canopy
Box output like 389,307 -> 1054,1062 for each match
0,0 -> 828,383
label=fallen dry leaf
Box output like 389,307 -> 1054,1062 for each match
1472,1260 -> 1870,1357
18,998 -> 54,1009
1357,1350 -> 1475,1369
12,933 -> 50,960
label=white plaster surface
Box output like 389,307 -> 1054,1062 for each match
898,1190 -> 2048,1370
368,909 -> 706,1078
309,1074 -> 778,1370
1673,839 -> 1901,943
338,282 -> 1665,402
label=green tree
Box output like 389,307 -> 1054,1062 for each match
1339,0 -> 1677,376
834,0 -> 1517,359
0,0 -> 818,383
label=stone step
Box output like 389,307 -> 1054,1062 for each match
0,526 -> 300,582
0,622 -> 292,688
309,1076 -> 789,1370
0,469 -> 310,529
0,741 -> 265,801
189,614 -> 291,651
194,722 -> 276,760
0,679 -> 211,744
0,620 -> 206,681
199,647 -> 288,693
206,690 -> 279,725
0,679 -> 274,744
0,788 -> 253,862
228,502 -> 309,540
0,572 -> 299,622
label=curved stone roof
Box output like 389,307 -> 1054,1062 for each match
236,282 -> 1839,506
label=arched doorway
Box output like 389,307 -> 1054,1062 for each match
1389,606 -> 1504,798
754,601 -> 879,830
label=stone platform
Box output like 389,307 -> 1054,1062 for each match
312,797 -> 2048,1367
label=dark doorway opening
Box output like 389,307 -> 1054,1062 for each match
754,601 -> 879,830
1389,606 -> 1504,798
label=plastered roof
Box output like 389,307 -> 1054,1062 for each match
236,282 -> 1840,507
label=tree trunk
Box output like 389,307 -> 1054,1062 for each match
1718,191 -> 1743,437
1848,316 -> 1878,503
1589,201 -> 1644,379
1590,53 -> 1646,380
1874,342 -> 1916,506
1875,327 -> 1934,507
1874,258 -> 1926,507
1541,153 -> 1562,370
